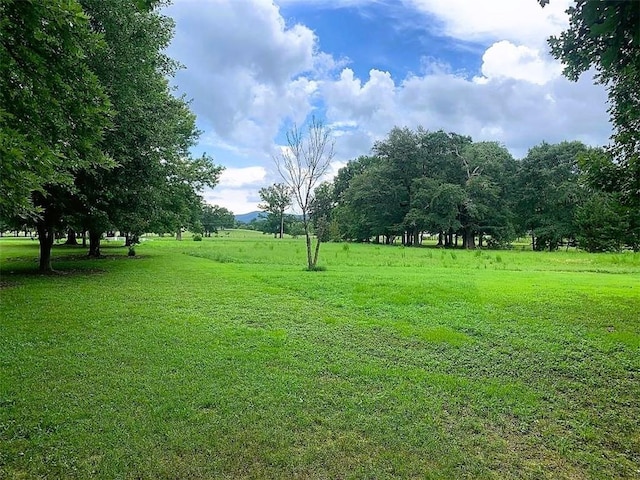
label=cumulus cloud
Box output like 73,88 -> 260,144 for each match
408,0 -> 572,45
165,0 -> 324,151
219,166 -> 267,188
321,67 -> 610,160
476,40 -> 562,85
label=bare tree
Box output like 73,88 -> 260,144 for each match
274,117 -> 335,270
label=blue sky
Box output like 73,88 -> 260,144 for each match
164,0 -> 610,214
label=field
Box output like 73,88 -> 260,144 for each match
1,231 -> 639,479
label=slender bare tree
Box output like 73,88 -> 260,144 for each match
274,117 -> 335,270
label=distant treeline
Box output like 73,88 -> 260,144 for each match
307,127 -> 638,252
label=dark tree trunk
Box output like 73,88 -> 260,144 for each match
305,231 -> 313,269
82,230 -> 87,247
445,229 -> 453,247
463,229 -> 476,249
279,213 -> 284,239
176,230 -> 182,241
36,222 -> 55,272
413,228 -> 420,247
437,232 -> 443,246
88,230 -> 102,257
479,233 -> 484,248
65,229 -> 78,245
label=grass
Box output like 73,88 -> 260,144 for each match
1,231 -> 639,479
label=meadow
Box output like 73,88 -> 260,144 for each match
1,231 -> 639,479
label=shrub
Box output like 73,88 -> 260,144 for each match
193,234 -> 203,242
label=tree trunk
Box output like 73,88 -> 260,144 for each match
36,222 -> 55,272
82,231 -> 87,247
176,230 -> 182,241
305,232 -> 313,269
65,229 -> 78,245
463,229 -> 476,249
479,233 -> 484,248
312,236 -> 321,267
279,213 -> 284,239
88,230 -> 102,257
437,232 -> 443,246
413,228 -> 420,247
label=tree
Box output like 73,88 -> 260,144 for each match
201,204 -> 235,236
274,117 -> 335,270
258,183 -> 292,239
310,182 -> 334,244
0,0 -> 112,271
514,141 -> 587,250
542,0 -> 640,233
458,142 -> 518,248
76,0 -> 222,253
576,147 -> 638,251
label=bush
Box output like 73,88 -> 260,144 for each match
128,246 -> 136,257
193,234 -> 203,242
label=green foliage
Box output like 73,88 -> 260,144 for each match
334,128 -> 517,248
192,233 -> 203,242
514,141 -> 587,250
258,183 -> 292,239
200,203 -> 234,237
0,0 -> 113,221
544,0 -> 640,220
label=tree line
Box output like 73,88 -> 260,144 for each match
303,128 -> 637,252
0,0 -> 223,271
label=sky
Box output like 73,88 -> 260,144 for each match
163,0 -> 611,215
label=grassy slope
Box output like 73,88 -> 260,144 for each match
1,232 -> 639,479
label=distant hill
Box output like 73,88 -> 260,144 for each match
235,211 -> 264,223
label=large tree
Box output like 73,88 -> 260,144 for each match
0,0 -> 112,270
542,0 -> 640,231
76,0 -> 221,254
274,117 -> 334,270
514,141 -> 587,250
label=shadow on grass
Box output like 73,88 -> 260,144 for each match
0,254 -> 145,285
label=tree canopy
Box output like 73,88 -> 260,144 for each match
0,0 -> 223,270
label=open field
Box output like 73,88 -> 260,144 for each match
1,231 -> 639,479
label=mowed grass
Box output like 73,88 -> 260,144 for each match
1,231 -> 639,479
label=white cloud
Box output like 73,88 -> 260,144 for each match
320,66 -> 610,160
476,40 -> 562,85
202,187 -> 262,215
408,0 -> 572,46
219,166 -> 267,188
165,0 -> 326,152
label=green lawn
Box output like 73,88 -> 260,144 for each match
1,232 -> 639,479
